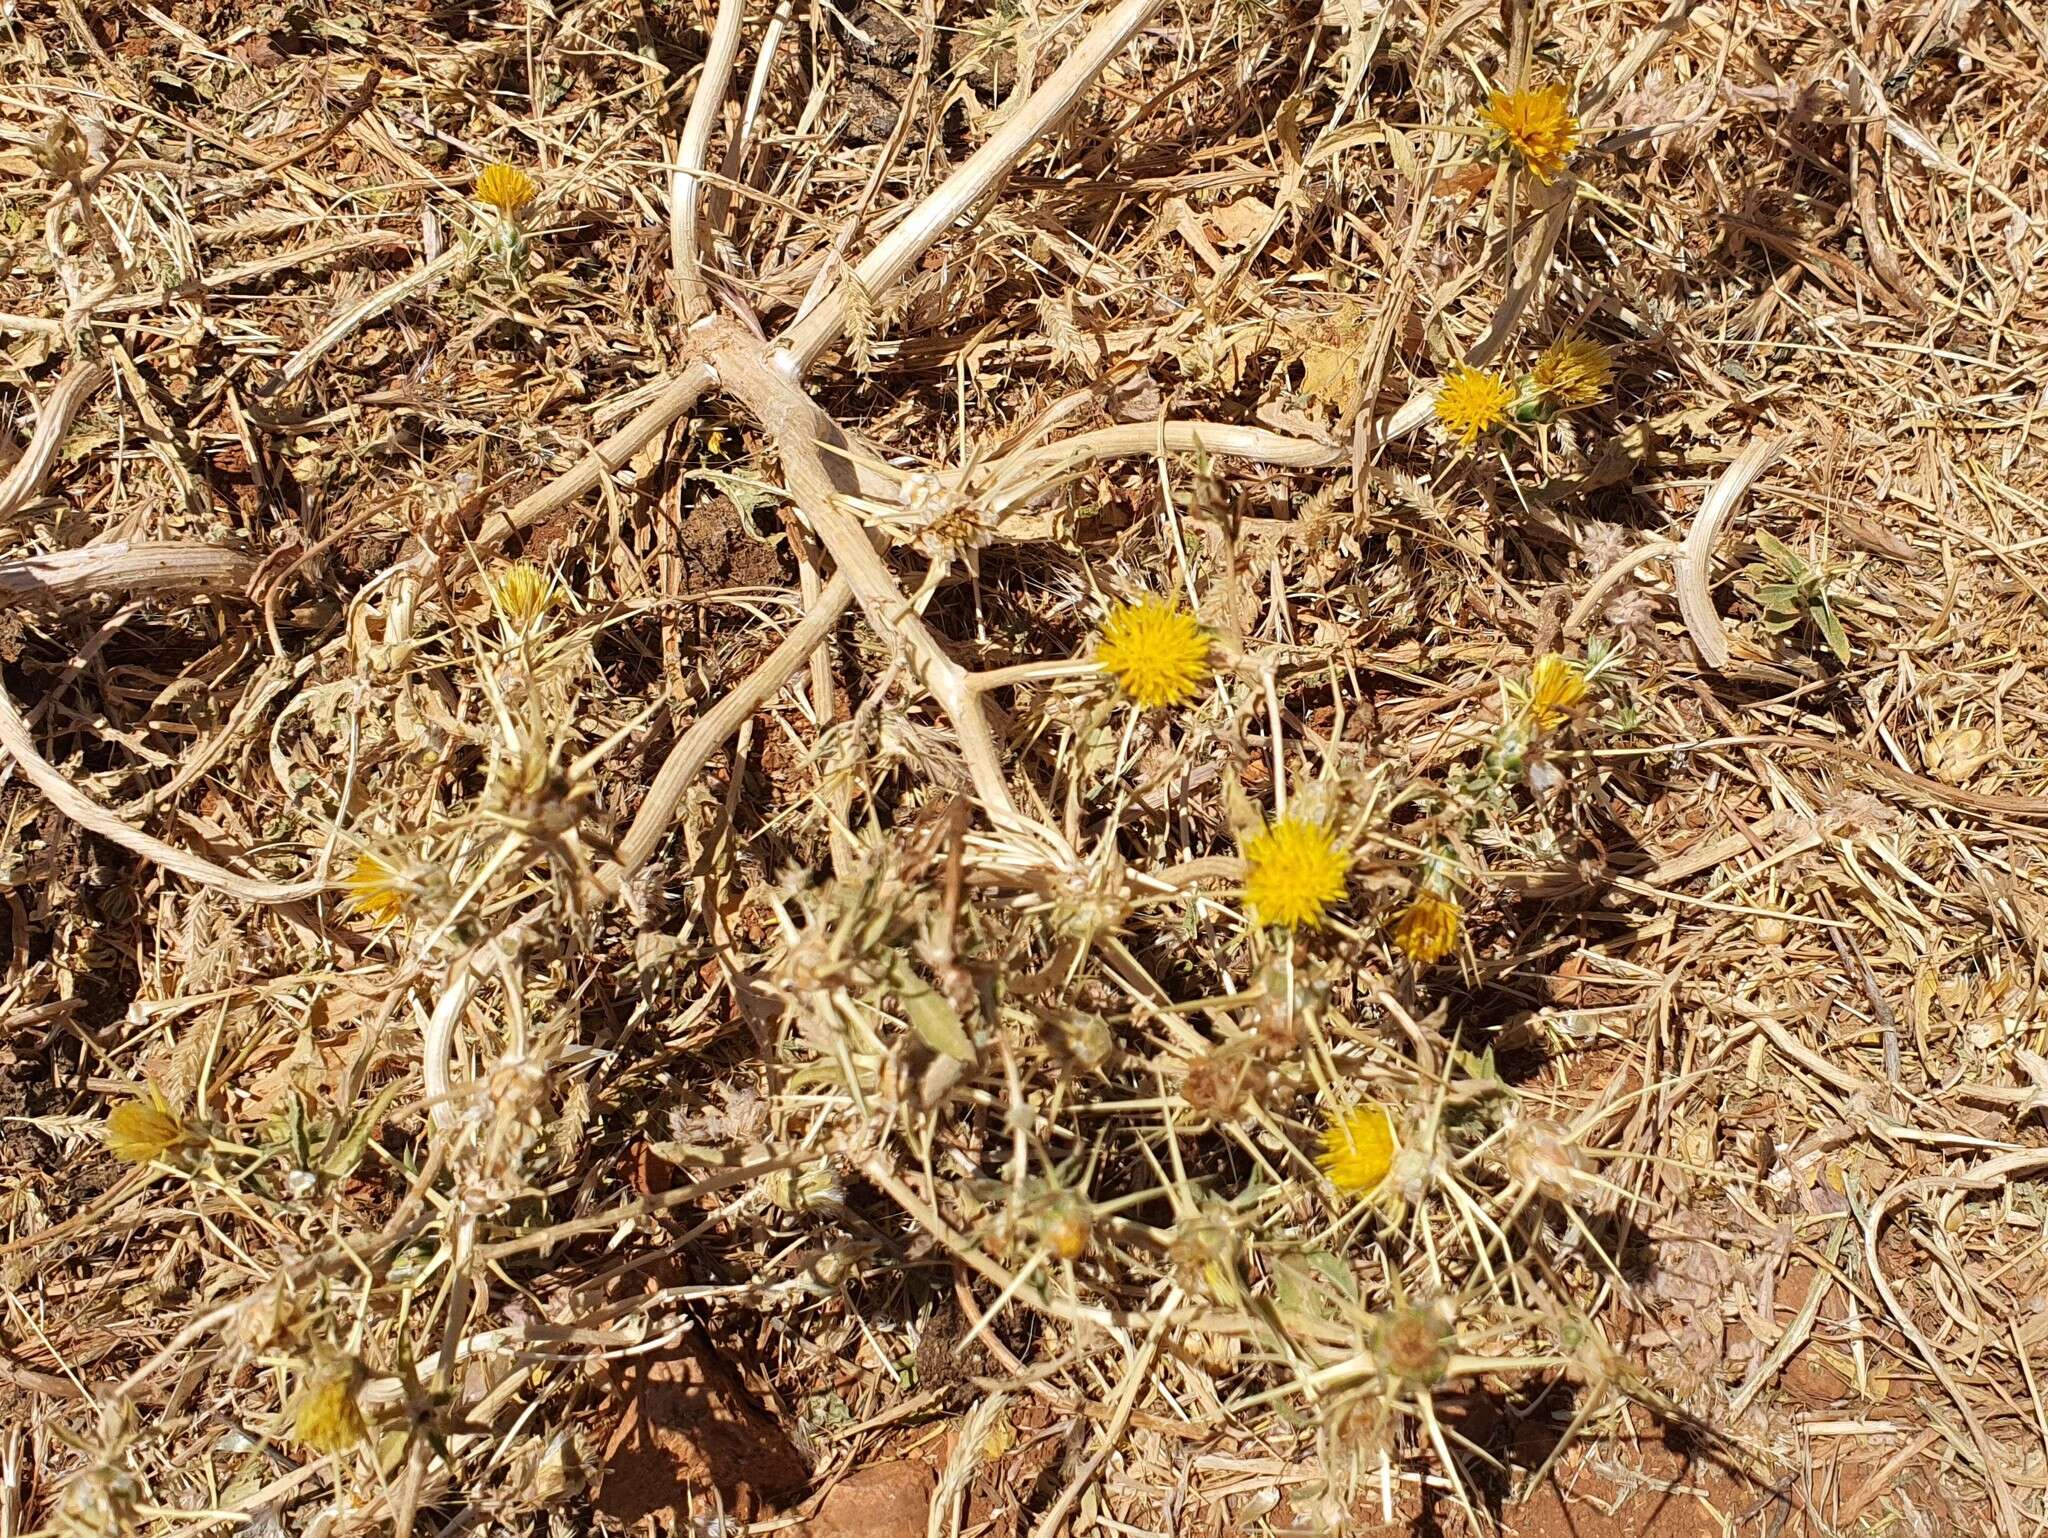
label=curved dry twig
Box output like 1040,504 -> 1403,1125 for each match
469,0 -> 1163,559
1673,437 -> 1784,671
0,673 -> 327,904
0,541 -> 254,609
0,361 -> 110,518
672,0 -> 748,326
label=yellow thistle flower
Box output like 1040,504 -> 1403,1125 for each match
1531,337 -> 1614,408
492,562 -> 559,633
1392,889 -> 1461,966
104,1093 -> 186,1165
1433,365 -> 1517,446
1318,1103 -> 1396,1195
1520,652 -> 1588,732
1480,84 -> 1579,183
1095,597 -> 1212,710
341,852 -> 409,926
292,1359 -> 368,1455
475,161 -> 538,217
1243,816 -> 1349,930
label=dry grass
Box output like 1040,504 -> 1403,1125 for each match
2,0 -> 2047,1535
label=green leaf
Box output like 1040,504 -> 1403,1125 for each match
321,1080 -> 405,1180
888,953 -> 977,1063
1816,603 -> 1853,664
1752,528 -> 1803,575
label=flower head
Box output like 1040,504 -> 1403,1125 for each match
1319,1103 -> 1397,1195
475,161 -> 538,217
1532,337 -> 1614,409
341,852 -> 409,926
1243,816 -> 1350,930
1519,653 -> 1588,732
1480,85 -> 1578,183
293,1359 -> 368,1455
104,1094 -> 186,1165
1433,365 -> 1516,446
1373,1302 -> 1455,1388
492,562 -> 560,634
1392,889 -> 1461,966
1096,597 -> 1212,709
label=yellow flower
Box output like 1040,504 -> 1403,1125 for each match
293,1360 -> 368,1455
1392,889 -> 1461,966
492,562 -> 559,633
1243,816 -> 1349,930
104,1094 -> 186,1165
341,852 -> 409,926
1318,1103 -> 1396,1195
1532,337 -> 1614,408
1520,652 -> 1588,732
475,161 -> 538,217
1433,365 -> 1516,446
1480,85 -> 1579,183
1096,597 -> 1212,709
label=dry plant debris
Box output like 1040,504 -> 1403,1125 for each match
1,0 -> 2047,1535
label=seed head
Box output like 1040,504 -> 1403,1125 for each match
1532,337 -> 1614,408
1480,85 -> 1579,183
1433,365 -> 1516,446
1503,1116 -> 1595,1203
475,161 -> 538,217
1318,1103 -> 1396,1195
1519,652 -> 1588,732
1095,597 -> 1212,709
292,1358 -> 368,1455
104,1094 -> 186,1165
1372,1302 -> 1454,1389
1242,817 -> 1350,930
1392,889 -> 1461,966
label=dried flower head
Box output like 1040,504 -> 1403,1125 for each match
1433,365 -> 1517,446
1519,652 -> 1588,732
104,1093 -> 186,1165
292,1358 -> 368,1455
1480,85 -> 1578,183
492,562 -> 560,634
1243,816 -> 1350,930
1373,1302 -> 1455,1388
1318,1103 -> 1397,1195
1096,597 -> 1212,709
475,161 -> 538,217
1392,889 -> 1461,966
340,852 -> 410,926
1502,1116 -> 1596,1204
1532,337 -> 1614,408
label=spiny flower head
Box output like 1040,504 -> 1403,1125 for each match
492,562 -> 560,634
475,161 -> 538,217
1433,365 -> 1516,446
1095,597 -> 1212,710
1243,816 -> 1349,930
341,852 -> 410,926
293,1358 -> 368,1455
1392,889 -> 1461,966
1480,85 -> 1579,183
1531,337 -> 1614,408
1519,652 -> 1588,732
1319,1103 -> 1397,1195
104,1092 -> 186,1165
1373,1302 -> 1455,1388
